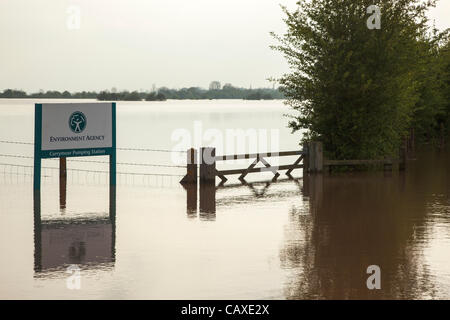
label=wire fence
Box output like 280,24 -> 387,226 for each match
0,140 -> 187,153
0,153 -> 184,168
0,140 -> 34,145
0,140 -> 187,184
117,147 -> 186,153
0,164 -> 183,188
0,162 -> 183,177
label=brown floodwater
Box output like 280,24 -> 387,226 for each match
281,150 -> 450,299
0,99 -> 449,299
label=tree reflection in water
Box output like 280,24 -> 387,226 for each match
281,149 -> 450,299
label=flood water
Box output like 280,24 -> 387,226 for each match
0,99 -> 449,299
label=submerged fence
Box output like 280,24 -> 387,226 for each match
180,141 -> 408,186
180,147 -> 307,186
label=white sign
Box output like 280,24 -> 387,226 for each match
41,103 -> 113,151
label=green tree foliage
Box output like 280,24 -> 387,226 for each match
438,38 -> 450,138
411,33 -> 449,144
272,0 -> 447,159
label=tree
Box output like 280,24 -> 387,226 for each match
438,37 -> 450,139
272,0 -> 441,160
410,32 -> 449,144
209,81 -> 221,90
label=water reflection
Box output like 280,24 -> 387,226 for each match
183,181 -> 217,220
33,191 -> 116,275
25,148 -> 449,298
200,182 -> 216,220
184,177 -> 304,215
182,183 -> 198,218
281,163 -> 448,299
180,148 -> 449,299
240,179 -> 272,198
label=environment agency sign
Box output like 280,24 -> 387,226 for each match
34,102 -> 116,191
38,103 -> 114,157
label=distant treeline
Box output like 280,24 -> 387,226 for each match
96,85 -> 284,101
0,89 -> 98,99
0,85 -> 284,101
155,85 -> 284,100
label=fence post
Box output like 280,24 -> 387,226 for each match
303,142 -> 309,177
59,157 -> 67,209
308,142 -> 316,173
308,141 -> 323,173
315,141 -> 323,172
199,147 -> 216,219
180,148 -> 198,184
200,147 -> 216,183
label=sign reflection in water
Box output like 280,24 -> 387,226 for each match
33,193 -> 116,275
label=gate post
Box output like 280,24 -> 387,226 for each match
180,148 -> 198,184
200,147 -> 216,183
303,142 -> 309,176
199,147 -> 216,218
315,141 -> 323,172
308,141 -> 323,173
308,142 -> 316,173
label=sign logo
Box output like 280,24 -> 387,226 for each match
69,111 -> 87,133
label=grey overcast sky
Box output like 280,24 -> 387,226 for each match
0,0 -> 448,92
